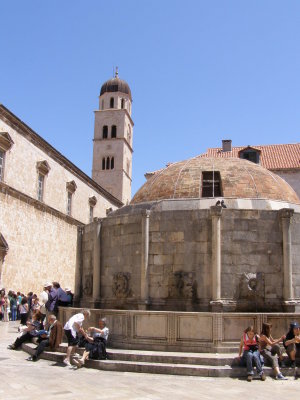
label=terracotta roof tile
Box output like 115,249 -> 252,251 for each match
202,143 -> 300,170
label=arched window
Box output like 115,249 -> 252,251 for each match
103,125 -> 108,139
121,99 -> 124,109
111,157 -> 114,170
111,125 -> 117,138
106,157 -> 110,170
101,100 -> 104,110
102,158 -> 106,170
110,97 -> 114,108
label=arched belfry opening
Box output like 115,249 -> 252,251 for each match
92,69 -> 133,204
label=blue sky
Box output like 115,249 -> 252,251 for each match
1,1 -> 300,195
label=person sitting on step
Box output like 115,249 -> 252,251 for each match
283,322 -> 300,368
259,322 -> 287,380
73,318 -> 109,368
26,314 -> 63,361
8,310 -> 44,350
238,326 -> 266,382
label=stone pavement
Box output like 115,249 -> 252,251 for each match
0,322 -> 299,400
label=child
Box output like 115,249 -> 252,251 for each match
239,326 -> 266,382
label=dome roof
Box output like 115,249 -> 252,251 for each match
131,157 -> 300,204
100,75 -> 132,100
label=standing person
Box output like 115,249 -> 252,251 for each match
3,296 -> 10,322
26,314 -> 63,361
27,292 -> 33,317
16,292 -> 22,320
65,288 -> 74,307
283,322 -> 300,368
238,326 -> 266,382
75,318 -> 109,368
53,282 -> 69,308
0,290 -> 5,321
19,297 -> 29,326
10,293 -> 18,321
45,284 -> 58,316
40,283 -> 49,323
260,322 -> 287,380
63,309 -> 91,366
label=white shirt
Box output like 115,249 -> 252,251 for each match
40,290 -> 48,304
40,290 -> 48,314
64,313 -> 84,338
93,326 -> 109,341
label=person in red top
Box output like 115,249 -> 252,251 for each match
238,326 -> 266,382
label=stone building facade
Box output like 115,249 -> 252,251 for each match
76,157 -> 300,313
0,96 -> 124,294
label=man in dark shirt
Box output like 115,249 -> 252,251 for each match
45,285 -> 58,316
283,322 -> 300,368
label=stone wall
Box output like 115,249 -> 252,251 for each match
78,204 -> 300,312
0,190 -> 77,294
59,307 -> 300,353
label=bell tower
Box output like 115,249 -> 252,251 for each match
92,69 -> 133,204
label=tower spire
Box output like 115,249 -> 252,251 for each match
115,66 -> 119,78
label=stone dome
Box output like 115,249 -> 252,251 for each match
131,157 -> 300,204
100,76 -> 132,100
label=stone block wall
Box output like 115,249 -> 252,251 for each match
221,210 -> 283,311
148,210 -> 212,311
0,190 -> 77,294
78,205 -> 300,312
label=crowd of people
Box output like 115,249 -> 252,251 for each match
2,282 -> 109,369
0,283 -> 74,323
2,284 -> 300,377
6,305 -> 108,368
239,322 -> 300,381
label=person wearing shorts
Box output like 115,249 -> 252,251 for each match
63,309 -> 90,366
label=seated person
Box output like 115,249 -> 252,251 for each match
26,314 -> 63,361
238,326 -> 266,382
74,318 -> 109,367
283,322 -> 300,368
259,322 -> 287,380
8,310 -> 43,350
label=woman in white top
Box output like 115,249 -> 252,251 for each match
63,309 -> 91,367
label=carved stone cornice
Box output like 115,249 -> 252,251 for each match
66,180 -> 77,193
36,160 -> 50,175
210,205 -> 222,217
279,208 -> 294,219
0,132 -> 14,152
89,196 -> 97,207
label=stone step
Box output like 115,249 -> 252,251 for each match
22,343 -> 299,378
57,343 -> 238,366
